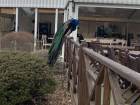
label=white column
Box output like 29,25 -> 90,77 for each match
65,9 -> 68,21
34,8 -> 38,51
68,2 -> 73,19
69,2 -> 73,37
64,10 -> 67,24
62,9 -> 67,61
15,8 -> 18,32
55,9 -> 58,33
73,4 -> 79,41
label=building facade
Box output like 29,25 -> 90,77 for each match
0,0 -> 140,58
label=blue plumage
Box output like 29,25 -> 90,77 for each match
72,19 -> 79,26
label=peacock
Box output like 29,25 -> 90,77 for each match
48,18 -> 79,66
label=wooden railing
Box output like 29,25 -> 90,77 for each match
64,37 -> 140,105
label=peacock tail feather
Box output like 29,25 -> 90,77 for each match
48,19 -> 79,66
48,23 -> 65,65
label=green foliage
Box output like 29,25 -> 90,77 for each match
0,50 -> 57,105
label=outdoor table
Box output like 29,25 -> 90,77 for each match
48,37 -> 54,39
80,40 -> 85,42
102,45 -> 135,50
81,38 -> 97,42
128,51 -> 140,56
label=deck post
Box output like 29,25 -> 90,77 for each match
62,9 -> 67,61
15,7 -> 18,32
78,42 -> 88,105
34,8 -> 38,51
55,9 -> 58,34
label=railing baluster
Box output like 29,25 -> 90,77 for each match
103,67 -> 111,105
107,68 -> 124,105
66,38 -> 69,68
63,37 -> 140,105
95,85 -> 101,105
83,53 -> 93,97
68,37 -> 73,80
78,42 -> 88,105
73,45 -> 76,93
87,65 -> 105,105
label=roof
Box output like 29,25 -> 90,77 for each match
0,0 -> 139,9
74,0 -> 140,5
0,0 -> 68,8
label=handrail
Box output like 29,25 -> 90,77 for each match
64,37 -> 140,105
82,47 -> 140,88
70,39 -> 80,48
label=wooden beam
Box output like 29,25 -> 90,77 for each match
95,85 -> 101,105
108,69 -> 124,105
103,68 -> 111,105
58,10 -> 64,14
126,22 -> 129,42
1,8 -> 16,15
38,9 -> 64,14
87,65 -> 105,105
128,9 -> 137,19
78,16 -> 140,23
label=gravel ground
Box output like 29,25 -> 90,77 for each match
29,50 -> 72,105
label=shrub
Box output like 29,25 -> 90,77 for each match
1,31 -> 39,52
0,50 -> 57,105
31,50 -> 49,63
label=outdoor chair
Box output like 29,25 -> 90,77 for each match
42,35 -> 51,49
107,47 -> 116,61
119,49 -> 129,66
131,42 -> 137,47
118,48 -> 131,89
122,53 -> 140,104
135,44 -> 140,51
130,39 -> 137,45
107,47 -> 131,89
91,41 -> 105,56
107,47 -> 138,104
90,41 -> 106,73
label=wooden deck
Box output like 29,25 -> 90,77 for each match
67,65 -> 140,105
64,37 -> 140,105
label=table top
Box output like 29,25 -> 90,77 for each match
48,37 -> 54,39
128,51 -> 140,55
81,39 -> 127,46
81,38 -> 97,42
102,45 -> 135,50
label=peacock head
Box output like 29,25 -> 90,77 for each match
71,19 -> 79,26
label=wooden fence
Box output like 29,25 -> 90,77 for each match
64,37 -> 140,105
